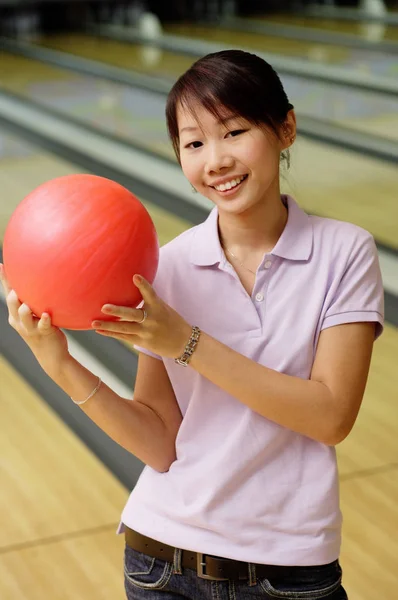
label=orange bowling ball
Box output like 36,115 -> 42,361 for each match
3,174 -> 159,330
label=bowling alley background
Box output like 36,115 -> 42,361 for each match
0,1 -> 397,598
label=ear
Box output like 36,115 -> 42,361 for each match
281,109 -> 297,150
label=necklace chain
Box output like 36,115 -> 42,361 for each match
225,248 -> 257,275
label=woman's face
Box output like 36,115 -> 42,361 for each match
177,102 -> 294,216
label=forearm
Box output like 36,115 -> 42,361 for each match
189,332 -> 338,445
50,356 -> 176,472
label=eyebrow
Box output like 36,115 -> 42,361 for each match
179,116 -> 238,135
179,126 -> 199,134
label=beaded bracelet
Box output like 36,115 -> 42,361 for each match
71,377 -> 102,406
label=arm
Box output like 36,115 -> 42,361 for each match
188,322 -> 376,446
54,353 -> 182,472
0,263 -> 180,473
88,245 -> 381,448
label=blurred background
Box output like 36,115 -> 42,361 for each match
0,1 -> 397,598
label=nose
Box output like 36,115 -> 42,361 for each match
204,144 -> 234,175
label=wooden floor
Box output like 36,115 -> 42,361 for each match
1,22 -> 398,600
16,30 -> 398,144
0,355 -> 128,600
34,30 -> 398,143
164,23 -> 398,78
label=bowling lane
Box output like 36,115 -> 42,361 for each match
0,356 -> 126,600
0,51 -> 174,160
254,12 -> 398,43
162,23 -> 398,79
35,33 -> 192,80
1,50 -> 397,249
11,34 -> 398,143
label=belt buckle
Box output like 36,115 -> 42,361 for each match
197,553 -> 228,581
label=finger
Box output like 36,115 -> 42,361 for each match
0,264 -> 12,296
95,330 -> 139,344
18,303 -> 36,331
6,289 -> 22,321
37,312 -> 54,333
133,275 -> 156,303
93,319 -> 141,334
100,305 -> 147,323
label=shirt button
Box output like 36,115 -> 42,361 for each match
264,260 -> 272,269
255,293 -> 264,302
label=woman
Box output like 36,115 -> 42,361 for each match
1,50 -> 384,599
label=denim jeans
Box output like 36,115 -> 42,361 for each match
124,544 -> 348,599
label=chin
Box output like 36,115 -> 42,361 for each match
216,194 -> 259,216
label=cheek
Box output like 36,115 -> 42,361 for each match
181,156 -> 203,186
247,144 -> 280,176
243,133 -> 280,170
180,155 -> 194,178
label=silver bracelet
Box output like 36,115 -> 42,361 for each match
71,377 -> 102,406
175,326 -> 201,367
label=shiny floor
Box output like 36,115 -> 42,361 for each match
256,12 -> 398,43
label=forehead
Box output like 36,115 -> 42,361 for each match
177,101 -> 241,133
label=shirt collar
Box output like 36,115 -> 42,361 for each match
189,195 -> 313,267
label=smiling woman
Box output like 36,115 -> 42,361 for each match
121,49 -> 382,600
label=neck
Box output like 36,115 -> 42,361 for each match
217,189 -> 288,257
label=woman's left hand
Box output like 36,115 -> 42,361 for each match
92,275 -> 192,359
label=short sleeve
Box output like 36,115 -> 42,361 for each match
321,234 -> 384,339
133,345 -> 162,361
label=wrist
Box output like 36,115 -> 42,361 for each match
172,322 -> 193,357
47,355 -> 101,403
174,324 -> 201,367
40,353 -> 74,383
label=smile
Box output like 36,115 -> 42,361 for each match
212,174 -> 248,194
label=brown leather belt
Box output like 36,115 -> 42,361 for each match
125,527 -> 328,582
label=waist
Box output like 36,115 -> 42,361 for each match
124,526 -> 337,582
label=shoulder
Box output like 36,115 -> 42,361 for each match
309,214 -> 376,260
310,213 -> 373,244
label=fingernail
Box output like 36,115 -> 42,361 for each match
134,275 -> 143,284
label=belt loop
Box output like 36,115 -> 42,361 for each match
173,547 -> 183,575
248,563 -> 257,587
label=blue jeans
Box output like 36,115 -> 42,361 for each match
124,544 -> 348,599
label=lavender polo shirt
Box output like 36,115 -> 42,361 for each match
119,195 -> 384,566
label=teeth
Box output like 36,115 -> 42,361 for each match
215,175 -> 246,192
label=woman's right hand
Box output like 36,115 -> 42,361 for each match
0,263 -> 70,376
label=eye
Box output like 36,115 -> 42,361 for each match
185,141 -> 203,149
227,129 -> 247,138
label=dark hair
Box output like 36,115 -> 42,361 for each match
166,49 -> 294,162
